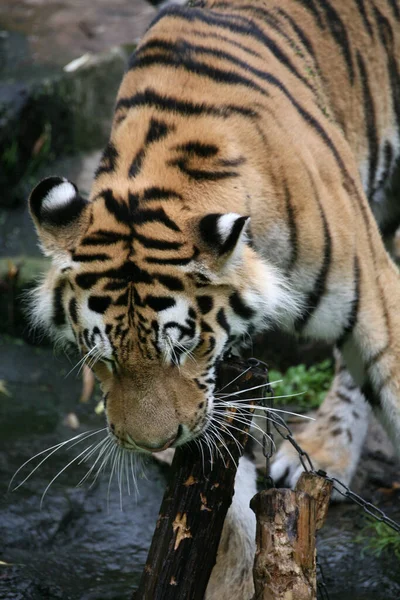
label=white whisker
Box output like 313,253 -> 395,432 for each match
10,428 -> 107,491
77,437 -> 113,487
107,446 -> 119,510
40,442 -> 97,508
217,365 -> 252,393
213,401 -> 314,420
90,440 -> 114,489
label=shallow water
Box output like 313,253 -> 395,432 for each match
1,337 -> 399,599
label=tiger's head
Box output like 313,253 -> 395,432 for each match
28,168 -> 294,454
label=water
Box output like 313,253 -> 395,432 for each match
1,337 -> 399,599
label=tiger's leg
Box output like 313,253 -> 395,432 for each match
205,455 -> 256,600
270,351 -> 370,493
339,253 -> 400,453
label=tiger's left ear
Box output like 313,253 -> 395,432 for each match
198,212 -> 250,270
29,177 -> 89,256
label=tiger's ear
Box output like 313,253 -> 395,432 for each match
29,177 -> 89,256
198,212 -> 250,270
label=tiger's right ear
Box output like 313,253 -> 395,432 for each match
29,177 -> 89,256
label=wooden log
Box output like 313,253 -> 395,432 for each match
250,472 -> 332,600
295,472 -> 333,531
133,357 -> 269,600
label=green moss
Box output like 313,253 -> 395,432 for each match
269,360 -> 334,410
356,519 -> 400,560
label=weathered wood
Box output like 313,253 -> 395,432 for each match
250,472 -> 332,600
133,357 -> 269,600
295,472 -> 333,530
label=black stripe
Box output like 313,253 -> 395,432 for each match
114,291 -> 129,307
98,189 -> 131,224
129,193 -> 140,213
357,52 -> 379,198
265,74 -> 350,181
129,149 -> 145,178
354,0 -> 373,37
387,0 -> 400,21
361,381 -> 380,407
104,280 -> 127,291
200,319 -> 213,332
295,192 -> 331,331
146,296 -> 176,312
53,281 -> 66,327
72,253 -> 110,262
146,118 -> 171,144
136,23 -> 312,90
277,8 -> 319,63
372,6 -> 400,145
284,183 -> 298,271
88,295 -> 112,314
337,255 -> 360,347
377,141 -> 394,193
365,343 -> 390,372
168,157 -> 240,181
189,27 -> 263,59
292,0 -> 325,29
229,291 -> 255,320
134,208 -> 181,232
81,230 -> 131,246
133,230 -> 183,250
316,0 -> 355,83
216,307 -> 230,335
69,298 -> 78,324
142,186 -> 184,202
116,88 -> 259,120
156,274 -> 184,291
75,262 -> 153,289
129,52 -> 269,98
336,390 -> 353,404
220,217 -> 248,255
197,295 -> 214,314
145,246 -> 199,265
174,141 -> 219,157
95,142 -> 119,178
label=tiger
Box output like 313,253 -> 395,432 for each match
28,0 -> 400,597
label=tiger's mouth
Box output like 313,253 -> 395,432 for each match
108,423 -> 187,453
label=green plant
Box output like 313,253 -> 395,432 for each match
269,360 -> 334,410
356,519 -> 400,560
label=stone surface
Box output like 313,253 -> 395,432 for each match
0,0 -> 156,70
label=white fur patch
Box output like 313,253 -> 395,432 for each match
244,260 -> 303,333
158,297 -> 199,364
42,181 -> 76,212
217,213 -> 243,243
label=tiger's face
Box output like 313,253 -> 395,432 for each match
28,177 -> 281,453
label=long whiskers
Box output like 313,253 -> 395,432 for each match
9,428 -> 108,491
65,343 -> 102,379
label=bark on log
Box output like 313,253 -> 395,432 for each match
133,357 -> 269,600
250,472 -> 332,600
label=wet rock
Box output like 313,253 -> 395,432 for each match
0,49 -> 126,207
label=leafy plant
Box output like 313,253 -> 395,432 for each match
269,360 -> 334,410
356,519 -> 400,560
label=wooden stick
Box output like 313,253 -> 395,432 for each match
250,472 -> 332,600
133,357 -> 269,600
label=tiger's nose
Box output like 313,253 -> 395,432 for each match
119,425 -> 184,453
135,434 -> 177,453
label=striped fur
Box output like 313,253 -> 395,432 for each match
29,1 -> 400,462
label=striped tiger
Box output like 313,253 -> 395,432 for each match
29,0 -> 400,596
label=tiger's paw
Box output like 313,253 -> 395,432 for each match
269,434 -> 356,500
